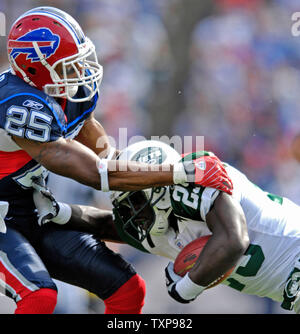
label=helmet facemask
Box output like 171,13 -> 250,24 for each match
110,139 -> 182,250
112,187 -> 172,245
44,38 -> 103,102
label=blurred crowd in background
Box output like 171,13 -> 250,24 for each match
0,0 -> 299,314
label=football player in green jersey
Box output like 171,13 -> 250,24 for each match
36,140 -> 300,313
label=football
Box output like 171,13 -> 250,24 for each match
174,235 -> 234,289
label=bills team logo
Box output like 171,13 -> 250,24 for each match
8,28 -> 60,62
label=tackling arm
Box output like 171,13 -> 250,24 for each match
58,204 -> 124,243
12,136 -> 174,191
12,136 -> 234,193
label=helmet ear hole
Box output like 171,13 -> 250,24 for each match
28,67 -> 37,75
53,21 -> 62,27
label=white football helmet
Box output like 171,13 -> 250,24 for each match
111,140 -> 181,250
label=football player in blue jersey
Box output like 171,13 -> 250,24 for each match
0,7 -> 232,313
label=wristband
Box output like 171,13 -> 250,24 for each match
173,162 -> 188,184
97,159 -> 110,192
52,202 -> 72,225
175,273 -> 206,300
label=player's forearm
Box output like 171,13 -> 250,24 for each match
107,160 -> 174,191
63,204 -> 124,243
44,149 -> 174,191
29,138 -> 102,189
13,136 -> 175,191
40,145 -> 174,190
188,235 -> 245,287
189,193 -> 249,287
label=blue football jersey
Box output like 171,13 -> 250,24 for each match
0,70 -> 98,221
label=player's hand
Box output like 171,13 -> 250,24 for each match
173,154 -> 233,195
192,155 -> 233,194
294,294 -> 300,314
281,267 -> 300,312
165,262 -> 195,304
32,177 -> 59,226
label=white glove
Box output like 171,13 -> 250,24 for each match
32,176 -> 71,226
0,201 -> 8,233
281,265 -> 300,312
165,262 -> 205,304
294,294 -> 300,314
32,178 -> 60,226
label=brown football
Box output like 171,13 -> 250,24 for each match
174,235 -> 234,289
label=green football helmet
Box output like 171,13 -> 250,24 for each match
111,140 -> 181,252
